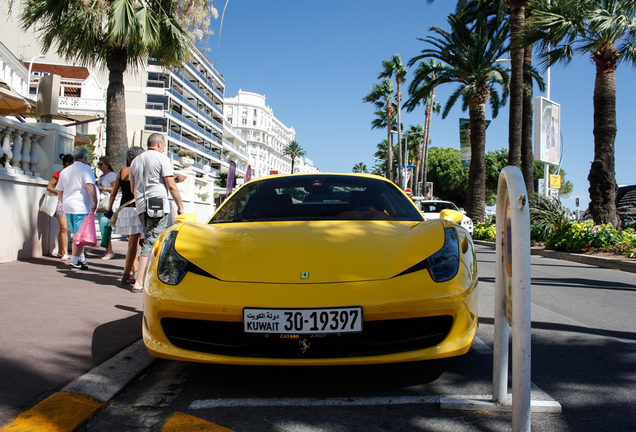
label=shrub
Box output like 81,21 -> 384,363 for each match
473,221 -> 496,241
529,193 -> 571,243
546,221 -> 622,253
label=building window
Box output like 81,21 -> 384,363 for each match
145,116 -> 167,132
227,117 -> 233,123
241,108 -> 247,116
227,106 -> 233,115
241,118 -> 247,125
146,95 -> 168,110
147,72 -> 169,88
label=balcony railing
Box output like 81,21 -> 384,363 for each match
167,88 -> 223,132
171,71 -> 223,118
58,97 -> 106,112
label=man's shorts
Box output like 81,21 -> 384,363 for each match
139,212 -> 169,257
67,213 -> 89,234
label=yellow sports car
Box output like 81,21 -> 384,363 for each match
143,174 -> 477,365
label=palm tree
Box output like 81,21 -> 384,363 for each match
405,58 -> 442,197
400,124 -> 425,190
363,79 -> 396,181
282,140 -> 306,174
379,55 -> 407,188
408,7 -> 510,222
352,162 -> 369,173
521,0 -> 636,228
20,0 -> 192,170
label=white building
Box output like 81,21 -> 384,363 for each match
224,90 -> 319,178
122,45 -> 248,179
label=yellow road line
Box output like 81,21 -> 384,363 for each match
0,392 -> 102,432
162,412 -> 236,432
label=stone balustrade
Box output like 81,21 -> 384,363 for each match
0,116 -> 48,178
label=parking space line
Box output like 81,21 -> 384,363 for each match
0,392 -> 102,432
162,412 -> 235,431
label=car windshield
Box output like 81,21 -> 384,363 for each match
209,175 -> 424,223
422,202 -> 459,213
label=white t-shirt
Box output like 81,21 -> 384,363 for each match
56,161 -> 97,214
97,171 -> 117,200
129,149 -> 173,214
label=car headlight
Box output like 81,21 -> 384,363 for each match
427,227 -> 460,282
395,227 -> 460,282
157,231 -> 189,285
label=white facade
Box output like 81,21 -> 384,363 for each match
123,45 -> 248,180
225,90 -> 319,178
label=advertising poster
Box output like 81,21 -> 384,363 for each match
459,118 -> 490,168
534,97 -> 561,165
459,119 -> 471,168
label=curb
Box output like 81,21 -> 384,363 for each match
474,240 -> 636,274
1,340 -> 155,432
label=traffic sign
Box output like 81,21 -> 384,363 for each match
404,188 -> 412,197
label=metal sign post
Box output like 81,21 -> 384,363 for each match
494,166 -> 532,431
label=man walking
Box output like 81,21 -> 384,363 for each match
129,133 -> 184,293
56,147 -> 98,270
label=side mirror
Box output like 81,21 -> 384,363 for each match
174,213 -> 197,224
440,209 -> 463,224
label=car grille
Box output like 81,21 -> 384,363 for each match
161,316 -> 454,359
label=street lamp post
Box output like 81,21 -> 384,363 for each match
27,54 -> 45,97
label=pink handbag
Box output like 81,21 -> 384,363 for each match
73,211 -> 97,247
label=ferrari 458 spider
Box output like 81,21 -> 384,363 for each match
142,174 -> 477,365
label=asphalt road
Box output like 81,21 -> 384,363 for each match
73,245 -> 636,432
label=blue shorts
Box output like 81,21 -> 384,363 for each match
67,213 -> 89,234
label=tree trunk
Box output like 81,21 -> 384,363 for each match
420,88 -> 435,198
396,78 -> 403,189
386,104 -> 393,182
507,1 -> 526,168
588,45 -> 619,228
466,99 -> 487,223
521,42 -> 535,194
105,45 -> 129,171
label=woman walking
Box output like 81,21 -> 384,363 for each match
46,154 -> 74,260
96,156 -> 117,259
108,147 -> 145,285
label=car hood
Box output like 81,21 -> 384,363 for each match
172,220 -> 446,284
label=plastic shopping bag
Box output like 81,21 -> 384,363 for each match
100,224 -> 112,248
73,211 -> 97,247
39,192 -> 58,217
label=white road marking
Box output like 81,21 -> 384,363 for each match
189,395 -> 439,409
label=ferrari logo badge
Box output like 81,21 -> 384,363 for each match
299,338 -> 311,353
300,271 -> 309,280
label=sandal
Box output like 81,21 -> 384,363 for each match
131,285 -> 143,293
60,254 -> 70,261
121,274 -> 136,285
101,253 -> 115,260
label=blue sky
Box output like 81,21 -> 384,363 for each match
203,0 -> 635,212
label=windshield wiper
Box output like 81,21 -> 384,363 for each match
210,218 -> 252,224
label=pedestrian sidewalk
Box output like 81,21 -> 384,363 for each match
0,239 -> 146,426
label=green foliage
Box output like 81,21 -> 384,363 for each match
473,221 -> 496,241
426,147 -> 468,206
529,193 -> 571,242
546,221 -> 622,253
